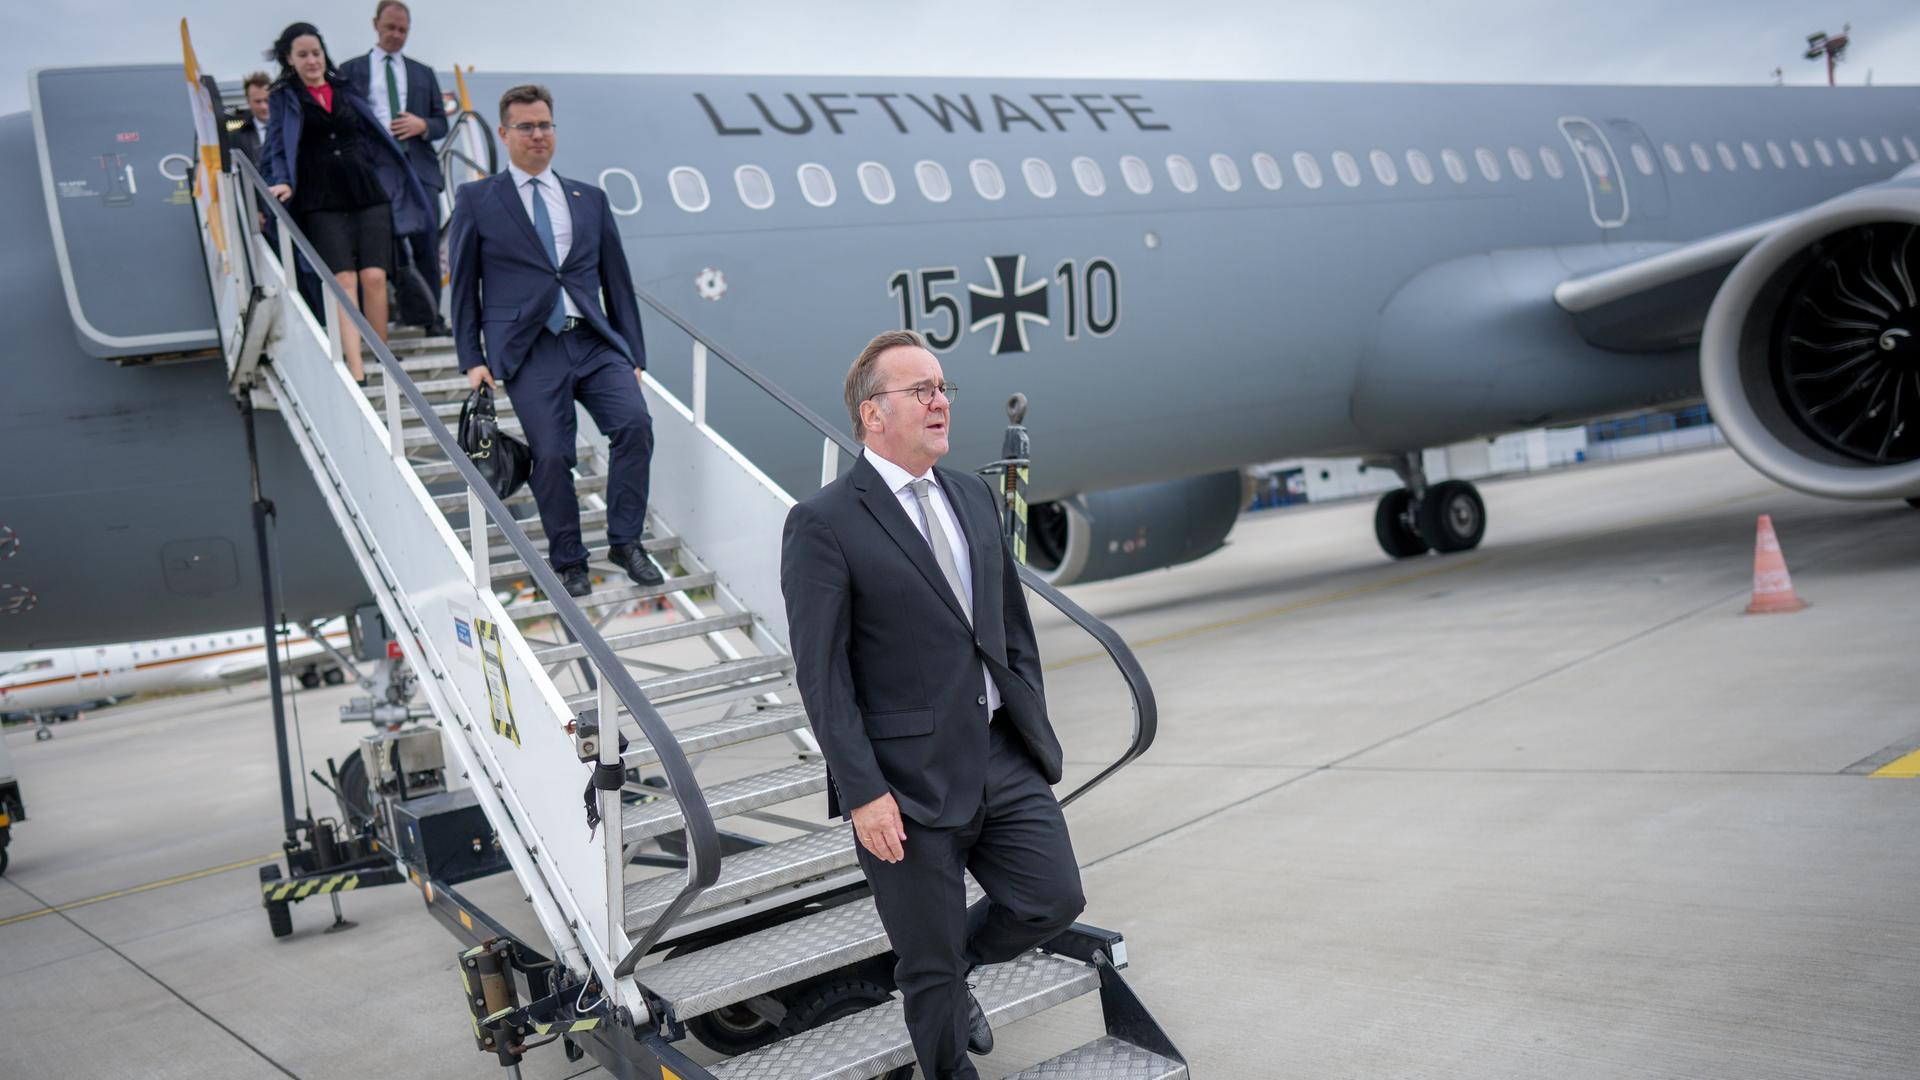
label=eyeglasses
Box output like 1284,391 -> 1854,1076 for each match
867,382 -> 957,407
505,122 -> 556,135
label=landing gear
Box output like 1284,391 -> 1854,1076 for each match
1370,453 -> 1486,559
298,669 -> 321,690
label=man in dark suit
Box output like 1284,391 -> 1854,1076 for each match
780,330 -> 1085,1080
339,0 -> 449,333
229,71 -> 272,170
448,84 -> 657,600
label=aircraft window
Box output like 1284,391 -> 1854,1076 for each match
797,163 -> 835,207
1406,149 -> 1434,185
1019,158 -> 1056,198
1369,150 -> 1398,186
1690,143 -> 1713,172
918,160 -> 954,202
1628,143 -> 1654,176
1837,139 -> 1856,166
1741,141 -> 1763,169
1507,147 -> 1534,180
1663,143 -> 1685,173
1766,141 -> 1787,168
1119,155 -> 1154,194
1904,136 -> 1919,161
1813,138 -> 1833,166
1715,142 -> 1737,170
1070,157 -> 1107,196
668,167 -> 710,212
1858,138 -> 1877,164
1292,152 -> 1324,189
1538,146 -> 1564,179
1474,147 -> 1501,182
970,159 -> 1006,200
734,165 -> 775,210
1253,152 -> 1284,189
1166,154 -> 1199,193
1791,140 -> 1811,167
1209,153 -> 1242,191
858,161 -> 896,204
1329,151 -> 1360,187
1882,136 -> 1900,162
3,658 -> 52,675
1440,148 -> 1467,183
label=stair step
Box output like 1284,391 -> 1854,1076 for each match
413,446 -> 594,484
533,611 -> 750,665
568,655 -> 793,711
452,507 -> 606,543
621,761 -> 827,846
365,374 -> 472,398
622,824 -> 854,934
382,338 -> 455,359
1003,1037 -> 1188,1080
508,572 -> 718,621
709,952 -> 1102,1080
405,416 -> 521,448
620,702 -> 807,765
485,532 -> 675,581
433,473 -> 606,512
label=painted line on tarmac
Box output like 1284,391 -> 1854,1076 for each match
0,852 -> 278,928
1870,748 -> 1920,778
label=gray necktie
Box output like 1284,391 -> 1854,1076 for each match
908,479 -> 970,623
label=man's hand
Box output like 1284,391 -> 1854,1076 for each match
850,792 -> 907,863
390,112 -> 428,140
634,367 -> 647,389
466,365 -> 496,391
269,183 -> 293,202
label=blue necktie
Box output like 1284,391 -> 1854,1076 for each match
528,178 -> 568,334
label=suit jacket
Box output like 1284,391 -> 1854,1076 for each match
781,454 -> 1061,828
337,53 -> 448,191
258,79 -> 434,239
447,170 -> 646,381
229,119 -> 264,172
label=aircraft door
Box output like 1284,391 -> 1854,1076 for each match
1605,119 -> 1668,221
76,647 -> 108,699
1558,118 -> 1629,228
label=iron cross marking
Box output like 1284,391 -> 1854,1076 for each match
968,255 -> 1049,355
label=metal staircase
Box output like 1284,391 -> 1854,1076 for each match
194,138 -> 1184,1077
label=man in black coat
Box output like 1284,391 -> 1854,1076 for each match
340,0 -> 449,333
780,330 -> 1084,1079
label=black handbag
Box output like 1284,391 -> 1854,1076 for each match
457,385 -> 532,501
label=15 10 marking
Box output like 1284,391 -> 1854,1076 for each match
888,256 -> 1120,356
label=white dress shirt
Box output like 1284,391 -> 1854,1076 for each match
252,116 -> 268,146
507,162 -> 582,318
367,47 -> 408,130
863,447 -> 1002,717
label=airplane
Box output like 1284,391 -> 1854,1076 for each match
0,620 -> 351,738
6,61 -> 1920,652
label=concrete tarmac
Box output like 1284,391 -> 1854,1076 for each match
2,446 -> 1915,1078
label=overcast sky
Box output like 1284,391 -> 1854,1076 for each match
6,0 -> 1918,116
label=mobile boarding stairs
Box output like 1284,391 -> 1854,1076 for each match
200,141 -> 1186,1079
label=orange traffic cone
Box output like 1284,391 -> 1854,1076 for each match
1745,514 -> 1807,614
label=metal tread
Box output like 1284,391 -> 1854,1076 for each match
405,416 -> 521,448
1002,1037 -> 1188,1080
413,447 -> 594,484
434,472 -> 607,511
566,655 -> 793,711
621,761 -> 827,846
621,825 -> 855,934
703,945 -> 1076,1080
532,611 -> 751,665
487,532 -> 677,581
364,374 -> 471,398
452,506 -> 607,543
508,572 -> 718,620
620,703 -> 808,765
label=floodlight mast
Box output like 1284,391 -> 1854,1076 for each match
1804,25 -> 1851,87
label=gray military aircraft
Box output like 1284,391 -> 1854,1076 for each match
7,64 -> 1920,650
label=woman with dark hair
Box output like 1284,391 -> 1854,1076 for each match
259,21 -> 432,383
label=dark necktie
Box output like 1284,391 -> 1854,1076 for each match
384,55 -> 402,123
527,178 -> 569,334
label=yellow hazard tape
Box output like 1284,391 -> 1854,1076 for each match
1870,748 -> 1920,778
261,873 -> 360,901
533,1017 -> 602,1035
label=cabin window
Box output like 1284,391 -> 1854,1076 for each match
1474,146 -> 1501,181
1370,149 -> 1399,186
1441,148 -> 1468,183
1019,157 -> 1056,198
1406,149 -> 1435,185
1791,140 -> 1811,167
858,161 -> 895,204
1538,146 -> 1565,179
1292,151 -> 1323,189
1858,138 -> 1878,164
1690,143 -> 1713,172
1663,144 -> 1686,173
1252,152 -> 1284,189
1070,156 -> 1106,196
1629,143 -> 1654,176
1715,142 -> 1738,170
734,165 -> 774,210
1836,139 -> 1856,166
1331,151 -> 1362,187
1903,136 -> 1919,162
1741,141 -> 1763,170
1508,146 -> 1535,180
1119,155 -> 1153,194
1881,136 -> 1900,162
1209,153 -> 1242,191
1766,141 -> 1787,168
969,159 -> 1006,200
1166,154 -> 1199,193
917,160 -> 953,202
796,163 -> 834,207
1813,139 -> 1834,166
668,167 -> 709,212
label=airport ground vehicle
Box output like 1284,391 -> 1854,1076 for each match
0,725 -> 25,875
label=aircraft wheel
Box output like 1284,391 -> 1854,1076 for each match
33,726 -> 52,742
1906,496 -> 1920,510
322,668 -> 345,686
1419,480 -> 1486,553
1373,490 -> 1430,559
298,669 -> 321,690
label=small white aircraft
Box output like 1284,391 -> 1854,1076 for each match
0,621 -> 351,740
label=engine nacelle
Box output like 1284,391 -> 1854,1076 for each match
1026,471 -> 1249,586
1702,186 -> 1920,499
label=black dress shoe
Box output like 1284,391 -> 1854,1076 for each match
966,988 -> 993,1055
558,565 -> 592,598
609,543 -> 665,587
426,320 -> 454,338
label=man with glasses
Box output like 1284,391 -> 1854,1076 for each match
448,84 -> 655,599
781,330 -> 1084,1079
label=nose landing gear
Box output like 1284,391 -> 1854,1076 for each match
1369,453 -> 1486,560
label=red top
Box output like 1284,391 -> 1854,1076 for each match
304,82 -> 333,112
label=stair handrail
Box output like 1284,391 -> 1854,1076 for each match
630,284 -> 1157,808
227,151 -> 722,973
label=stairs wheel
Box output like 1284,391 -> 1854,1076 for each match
259,865 -> 294,939
1373,490 -> 1430,559
332,752 -> 377,831
775,979 -> 915,1078
684,1003 -> 780,1056
0,835 -> 10,876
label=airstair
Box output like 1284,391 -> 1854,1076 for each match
194,113 -> 1184,1077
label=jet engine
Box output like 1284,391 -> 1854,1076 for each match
1701,186 -> 1920,499
1026,471 -> 1250,586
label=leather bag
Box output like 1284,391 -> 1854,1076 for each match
457,385 -> 531,501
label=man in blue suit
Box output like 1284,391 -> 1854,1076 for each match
448,84 -> 657,599
340,0 -> 450,334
